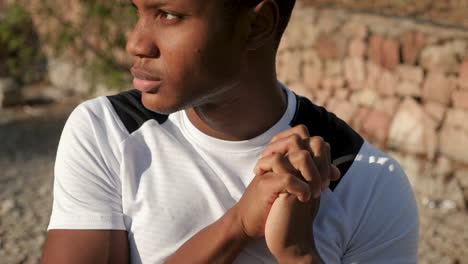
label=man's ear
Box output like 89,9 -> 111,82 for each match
245,0 -> 279,51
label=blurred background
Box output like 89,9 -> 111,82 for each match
0,0 -> 467,263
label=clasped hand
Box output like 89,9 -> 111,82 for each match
233,125 -> 340,263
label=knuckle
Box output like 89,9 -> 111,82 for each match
282,173 -> 294,186
296,124 -> 309,135
288,134 -> 302,145
297,150 -> 310,161
272,153 -> 283,163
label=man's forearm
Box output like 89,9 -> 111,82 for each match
165,206 -> 249,264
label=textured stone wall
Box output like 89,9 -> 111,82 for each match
277,4 -> 468,264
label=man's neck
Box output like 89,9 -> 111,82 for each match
185,79 -> 287,141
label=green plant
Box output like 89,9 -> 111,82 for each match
0,4 -> 46,83
35,0 -> 138,90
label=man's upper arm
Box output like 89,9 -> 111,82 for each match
341,153 -> 419,264
41,230 -> 129,264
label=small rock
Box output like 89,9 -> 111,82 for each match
0,199 -> 16,215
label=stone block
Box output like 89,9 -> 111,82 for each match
351,106 -> 371,131
311,88 -> 332,107
424,102 -> 446,126
381,38 -> 400,70
363,62 -> 382,91
376,70 -> 398,97
454,169 -> 468,199
341,22 -> 368,40
374,96 -> 399,116
334,88 -> 350,100
361,110 -> 392,142
303,64 -> 322,90
350,89 -> 381,108
439,126 -> 468,164
397,80 -> 422,97
326,98 -> 357,124
389,97 -> 438,158
400,31 -> 425,65
458,60 -> 468,89
368,35 -> 385,68
288,82 -> 315,101
348,38 -> 367,58
444,108 -> 468,132
420,45 -> 458,74
452,90 -> 468,110
324,60 -> 343,77
422,72 -> 457,105
277,50 -> 303,84
344,57 -> 366,90
397,65 -> 424,85
315,34 -> 344,60
321,77 -> 345,91
368,35 -> 400,70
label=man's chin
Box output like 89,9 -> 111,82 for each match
141,94 -> 183,115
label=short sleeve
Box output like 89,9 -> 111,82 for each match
341,154 -> 419,264
48,99 -> 128,230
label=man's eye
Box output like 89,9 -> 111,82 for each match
158,10 -> 181,21
164,12 -> 178,20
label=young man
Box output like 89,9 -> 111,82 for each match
41,0 -> 418,263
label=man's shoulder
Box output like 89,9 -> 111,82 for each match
106,89 -> 169,134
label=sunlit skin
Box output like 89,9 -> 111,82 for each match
126,0 -> 287,141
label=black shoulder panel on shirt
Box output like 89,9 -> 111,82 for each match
290,94 -> 364,191
107,89 -> 169,134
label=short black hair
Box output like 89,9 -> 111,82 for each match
224,0 -> 296,48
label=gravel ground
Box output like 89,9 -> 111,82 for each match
0,102 -> 77,264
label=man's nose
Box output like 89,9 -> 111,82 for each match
126,21 -> 160,58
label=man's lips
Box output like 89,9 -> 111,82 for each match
131,68 -> 163,93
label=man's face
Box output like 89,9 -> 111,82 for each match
127,0 -> 249,114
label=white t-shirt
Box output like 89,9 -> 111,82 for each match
48,86 -> 419,263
